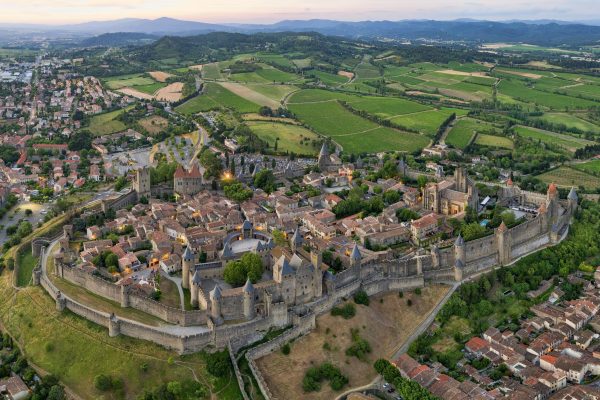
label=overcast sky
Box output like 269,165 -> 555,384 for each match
1,0 -> 598,25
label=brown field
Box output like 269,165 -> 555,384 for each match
138,115 -> 169,135
524,61 -> 561,69
117,87 -> 154,100
405,90 -> 443,99
437,69 -> 489,77
256,285 -> 450,400
496,69 -> 543,79
439,88 -> 487,102
148,71 -> 173,82
475,61 -> 496,68
481,43 -> 513,49
154,82 -> 184,102
338,70 -> 355,79
217,81 -> 280,108
189,64 -> 204,71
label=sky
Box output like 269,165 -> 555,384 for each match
0,0 -> 598,25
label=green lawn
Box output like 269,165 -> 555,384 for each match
308,70 -> 350,86
88,109 -> 127,136
514,125 -> 593,153
247,121 -> 321,156
354,62 -> 381,80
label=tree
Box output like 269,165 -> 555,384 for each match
253,169 -> 276,193
47,386 -> 66,400
223,253 -> 264,287
68,130 -> 93,151
114,176 -> 127,191
223,181 -> 253,202
199,149 -> 223,179
104,253 -> 119,269
94,374 -> 113,391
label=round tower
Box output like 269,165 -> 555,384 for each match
454,234 -> 466,266
243,278 -> 256,320
182,246 -> 194,289
191,270 -> 201,308
567,187 -> 578,215
209,285 -> 223,325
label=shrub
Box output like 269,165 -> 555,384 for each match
353,290 -> 370,306
415,288 -> 422,296
44,342 -> 54,353
303,362 -> 348,392
93,374 -> 113,392
281,343 -> 291,355
345,329 -> 372,361
205,350 -> 231,377
407,299 -> 412,306
399,291 -> 404,298
331,303 -> 356,319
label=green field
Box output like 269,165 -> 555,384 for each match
308,70 -> 350,86
175,82 -> 259,114
104,74 -> 156,90
246,121 -> 321,155
131,82 -> 167,95
354,62 -> 381,80
0,48 -> 37,59
345,96 -> 432,118
88,109 -> 127,136
446,118 -> 499,149
201,63 -> 223,80
230,64 -> 300,84
536,166 -> 600,190
514,125 -> 593,153
245,84 -> 297,102
16,250 -> 38,287
389,109 -> 463,137
475,134 -> 514,149
289,100 -> 429,153
498,79 -> 600,110
573,160 -> 600,175
535,113 -> 600,134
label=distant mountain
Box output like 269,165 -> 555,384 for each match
4,18 -> 600,47
80,32 -> 159,47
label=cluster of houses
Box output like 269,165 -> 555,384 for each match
391,274 -> 600,400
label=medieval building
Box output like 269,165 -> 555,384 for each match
422,166 -> 479,215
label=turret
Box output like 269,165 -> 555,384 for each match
311,249 -> 323,298
190,270 -> 201,308
496,221 -> 511,266
431,244 -> 440,268
350,243 -> 361,269
568,187 -> 578,215
454,259 -> 464,282
547,183 -> 560,226
243,278 -> 256,320
182,246 -> 194,289
209,285 -> 223,325
454,234 -> 466,266
290,226 -> 303,253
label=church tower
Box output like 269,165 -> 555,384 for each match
134,167 -> 151,198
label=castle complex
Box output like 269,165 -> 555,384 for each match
35,160 -> 577,356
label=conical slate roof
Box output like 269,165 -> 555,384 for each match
276,255 -> 294,275
455,234 -> 465,247
243,278 -> 255,294
183,246 -> 194,261
455,259 -> 464,269
568,187 -> 578,201
210,285 -> 222,300
350,243 -> 361,261
319,142 -> 329,158
291,227 -> 303,246
192,270 -> 202,286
